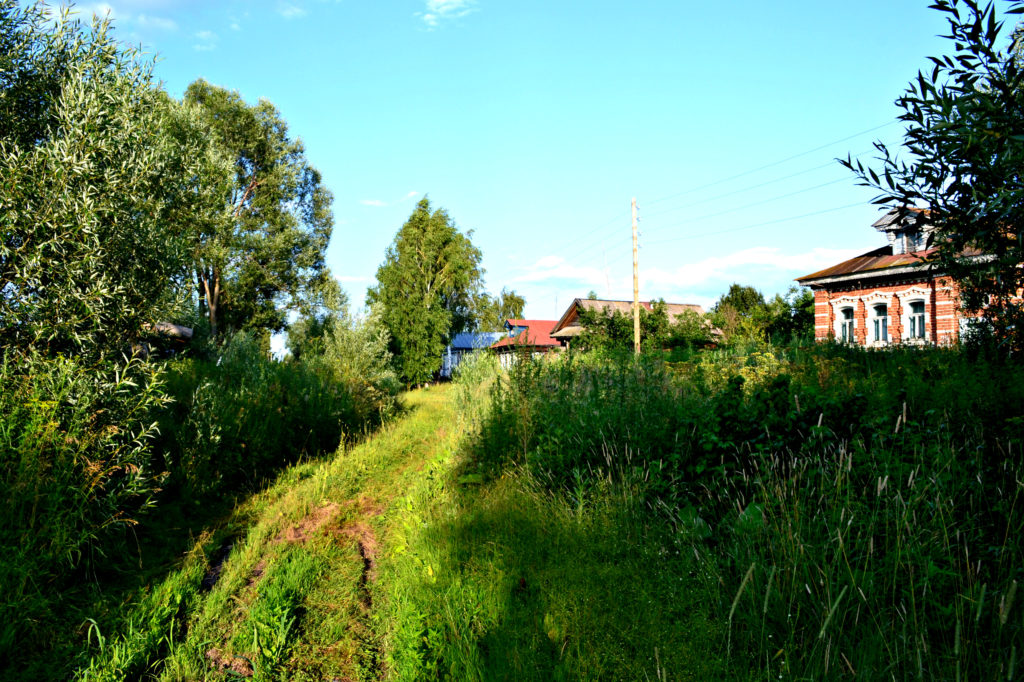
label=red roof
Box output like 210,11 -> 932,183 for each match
491,319 -> 560,350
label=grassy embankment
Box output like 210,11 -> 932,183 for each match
76,343 -> 1024,680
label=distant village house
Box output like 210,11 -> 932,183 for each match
549,298 -> 706,349
489,319 -> 561,368
440,331 -> 507,378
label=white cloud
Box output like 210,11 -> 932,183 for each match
513,255 -> 608,288
78,3 -> 117,19
417,0 -> 476,28
360,199 -> 387,207
278,3 -> 307,19
193,29 -> 217,51
136,14 -> 176,30
403,191 -> 420,200
640,246 -> 861,292
229,21 -> 241,31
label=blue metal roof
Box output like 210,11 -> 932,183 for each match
449,332 -> 506,350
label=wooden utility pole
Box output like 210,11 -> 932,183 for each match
632,197 -> 640,355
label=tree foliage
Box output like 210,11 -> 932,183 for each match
183,79 -> 334,341
843,0 -> 1024,347
368,198 -> 483,386
574,300 -> 713,353
473,287 -> 526,332
0,4 -> 192,362
710,284 -> 813,343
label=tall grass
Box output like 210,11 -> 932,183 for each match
471,343 -> 1024,677
157,331 -> 395,497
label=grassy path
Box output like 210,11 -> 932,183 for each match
81,377 -> 723,681
79,385 -> 462,681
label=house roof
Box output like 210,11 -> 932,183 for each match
796,245 -> 940,285
491,319 -> 560,350
449,331 -> 506,351
550,298 -> 705,339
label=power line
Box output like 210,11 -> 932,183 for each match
646,201 -> 866,246
644,120 -> 898,208
640,149 -> 873,221
527,121 -> 897,282
643,176 -> 851,237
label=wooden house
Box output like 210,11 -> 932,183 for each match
440,331 -> 506,378
549,298 -> 706,348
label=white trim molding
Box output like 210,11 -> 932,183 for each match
829,295 -> 859,341
896,287 -> 932,342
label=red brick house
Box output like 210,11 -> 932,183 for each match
797,209 -> 971,346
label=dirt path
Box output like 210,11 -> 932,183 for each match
179,385 -> 460,681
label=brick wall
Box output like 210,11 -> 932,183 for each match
812,276 -> 961,346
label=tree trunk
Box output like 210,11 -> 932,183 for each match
199,267 -> 222,339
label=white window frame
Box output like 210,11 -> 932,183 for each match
872,303 -> 889,344
859,292 -> 891,346
829,296 -> 860,342
839,307 -> 855,343
896,287 -> 931,344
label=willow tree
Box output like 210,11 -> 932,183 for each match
843,0 -> 1024,347
368,198 -> 483,386
183,80 -> 334,341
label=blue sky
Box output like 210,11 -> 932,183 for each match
45,0 -> 1016,319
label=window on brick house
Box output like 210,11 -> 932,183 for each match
840,307 -> 854,342
908,300 -> 925,339
873,303 -> 888,343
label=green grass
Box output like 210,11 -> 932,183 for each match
57,344 -> 1024,680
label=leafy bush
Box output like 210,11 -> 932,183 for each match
0,352 -> 167,661
157,332 -> 367,496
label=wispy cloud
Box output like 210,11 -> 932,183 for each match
193,29 -> 217,51
360,199 -> 387,207
278,3 -> 307,19
403,191 -> 420,200
512,246 -> 861,311
136,14 -> 177,30
417,0 -> 477,28
513,255 -> 607,288
640,246 -> 860,292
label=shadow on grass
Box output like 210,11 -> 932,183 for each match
387,467 -> 728,681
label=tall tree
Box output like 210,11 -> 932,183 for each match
368,198 -> 483,386
473,287 -> 526,332
183,79 -> 334,341
843,0 -> 1024,347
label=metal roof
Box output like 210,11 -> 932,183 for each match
449,332 -> 506,350
796,246 -> 938,284
491,320 -> 560,349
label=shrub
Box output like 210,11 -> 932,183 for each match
0,352 -> 167,660
157,332 -> 359,496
